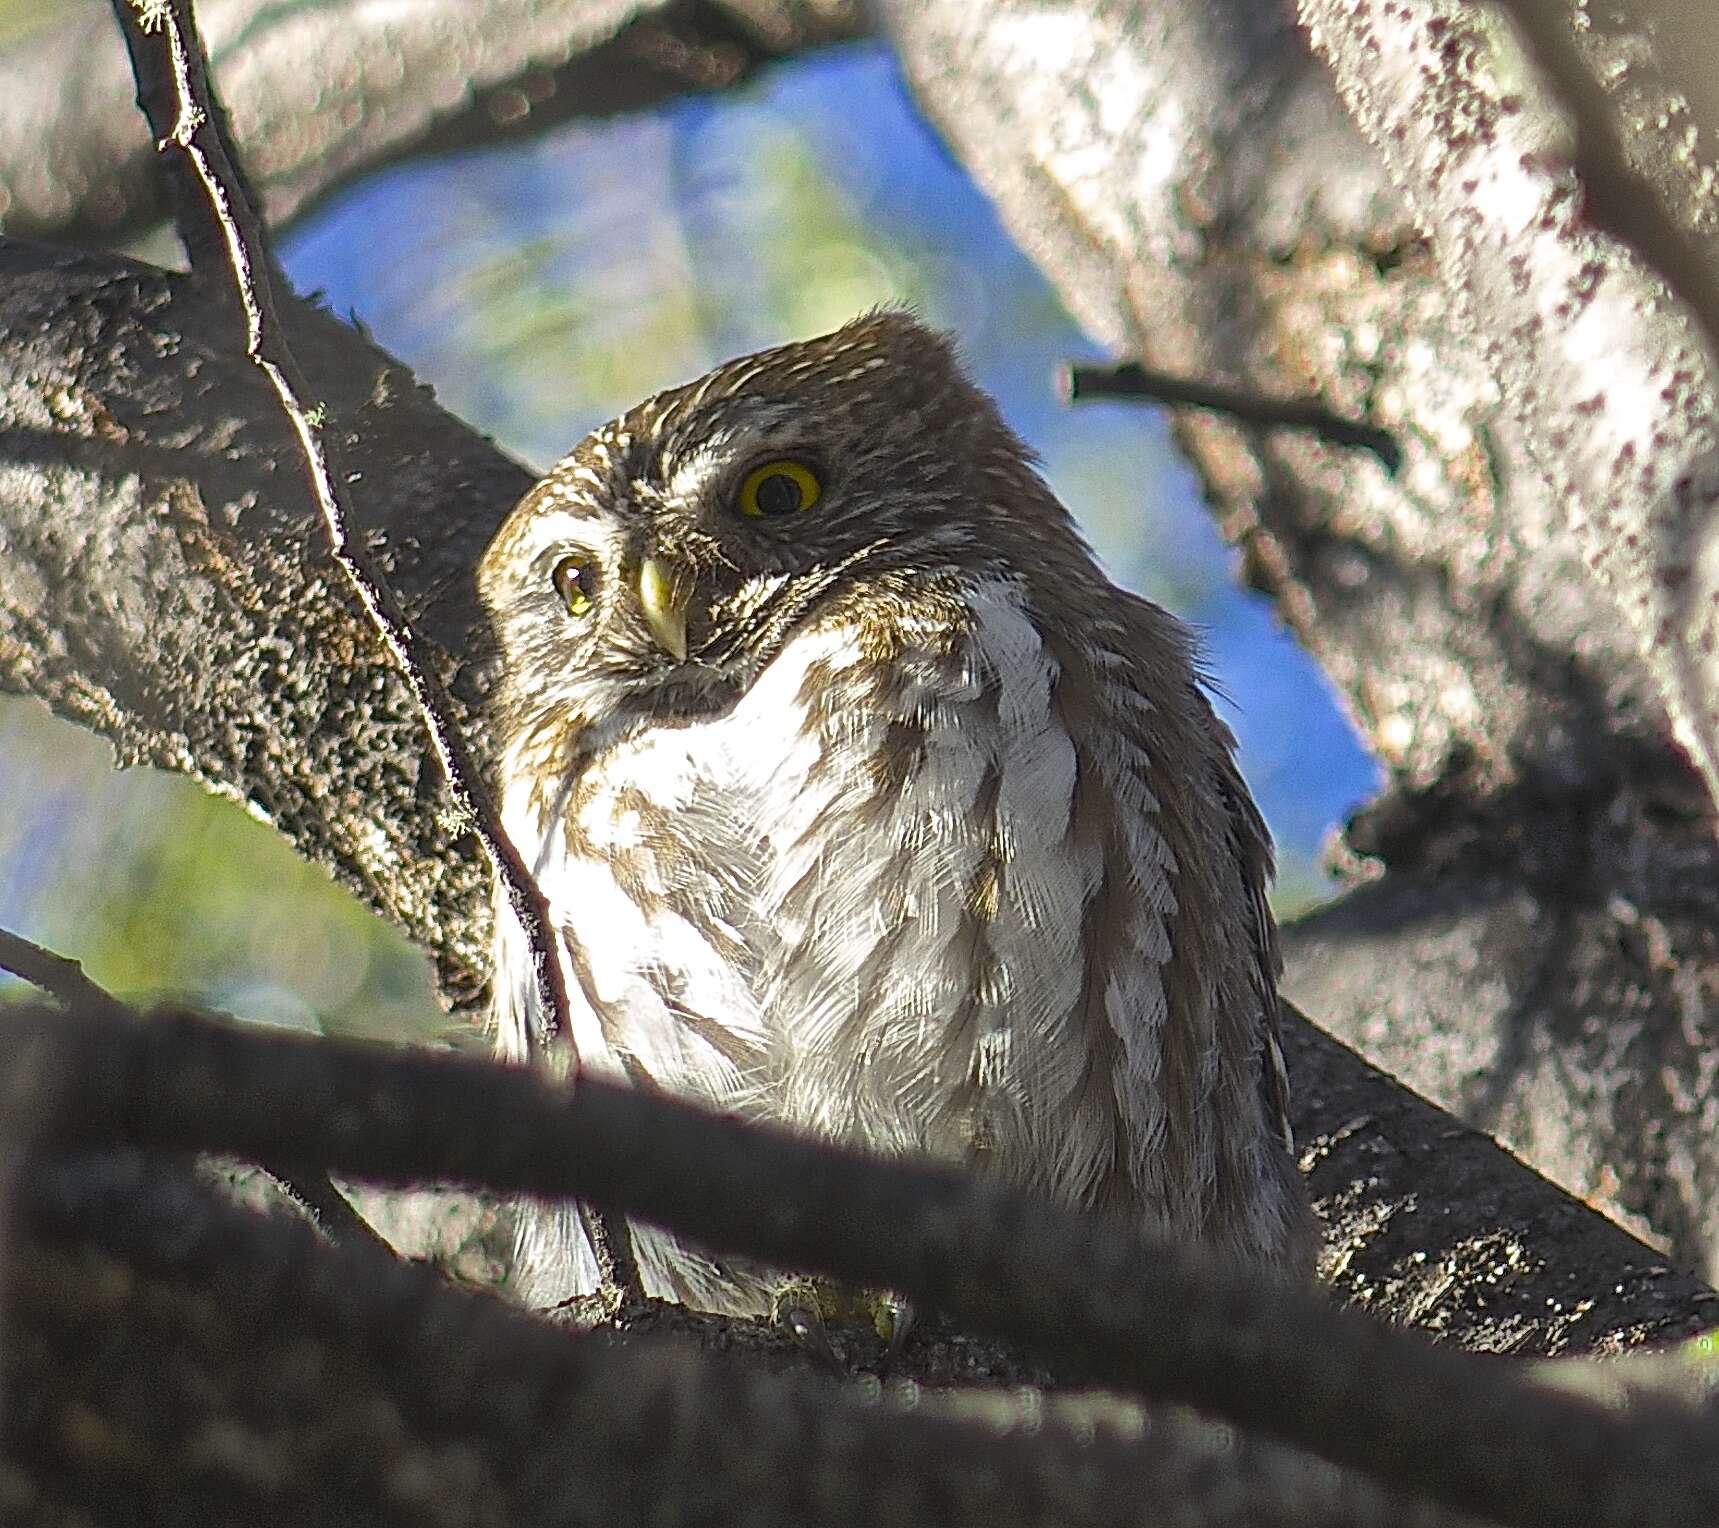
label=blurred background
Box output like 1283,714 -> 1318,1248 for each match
0,12 -> 1378,1038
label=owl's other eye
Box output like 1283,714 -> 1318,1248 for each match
551,554 -> 599,618
737,458 -> 822,518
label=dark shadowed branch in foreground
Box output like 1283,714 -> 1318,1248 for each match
9,999 -> 1719,1528
14,1143 -> 1501,1528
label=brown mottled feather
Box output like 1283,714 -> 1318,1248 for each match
480,312 -> 1315,1313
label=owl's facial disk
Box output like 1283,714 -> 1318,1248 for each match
480,476 -> 816,747
486,415 -> 856,711
480,310 -> 1065,747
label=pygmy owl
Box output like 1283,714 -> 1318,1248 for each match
480,312 -> 1315,1316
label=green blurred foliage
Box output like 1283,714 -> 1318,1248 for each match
0,700 -> 444,1041
0,0 -> 86,43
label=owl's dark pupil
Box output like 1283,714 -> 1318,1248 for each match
553,556 -> 596,612
754,471 -> 804,516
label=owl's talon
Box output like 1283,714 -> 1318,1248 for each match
876,1293 -> 916,1362
778,1299 -> 842,1371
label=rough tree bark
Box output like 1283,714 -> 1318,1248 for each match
6,0 -> 1719,1520
1279,0 -> 1719,1278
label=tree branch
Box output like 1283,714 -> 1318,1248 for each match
12,998 -> 1719,1528
0,0 -> 873,250
890,0 -> 1719,1282
1061,359 -> 1401,471
110,0 -> 570,1062
11,1145 -> 1499,1528
0,928 -> 128,1021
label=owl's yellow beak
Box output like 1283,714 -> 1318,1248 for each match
636,556 -> 691,662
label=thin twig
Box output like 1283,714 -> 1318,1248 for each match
1060,359 -> 1402,473
112,0 -> 641,1300
113,0 -> 572,1052
0,928 -> 128,1020
261,1159 -> 396,1256
0,925 -> 389,1254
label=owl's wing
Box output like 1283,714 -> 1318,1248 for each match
1047,601 -> 1308,1266
1210,750 -> 1295,1155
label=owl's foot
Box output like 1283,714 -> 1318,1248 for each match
872,1291 -> 916,1362
770,1278 -> 842,1371
769,1279 -> 917,1370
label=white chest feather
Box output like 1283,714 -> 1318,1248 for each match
495,579 -> 1179,1209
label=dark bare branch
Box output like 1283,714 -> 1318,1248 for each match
12,998 -> 1719,1528
11,1145 -> 1502,1528
0,928 -> 128,1020
109,0 -> 569,1060
250,1155 -> 394,1256
1061,359 -> 1401,471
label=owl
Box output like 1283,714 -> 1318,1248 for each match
479,312 -> 1315,1319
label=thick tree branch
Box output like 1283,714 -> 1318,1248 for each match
0,0 -> 872,251
0,237 -> 517,1008
889,0 -> 1719,1279
1485,0 -> 1719,377
11,999 -> 1719,1528
11,1146 -> 1503,1528
1297,0 -> 1719,811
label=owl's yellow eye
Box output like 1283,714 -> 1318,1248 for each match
737,458 -> 822,518
551,554 -> 599,618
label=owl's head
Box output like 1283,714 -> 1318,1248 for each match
479,311 -> 1076,753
